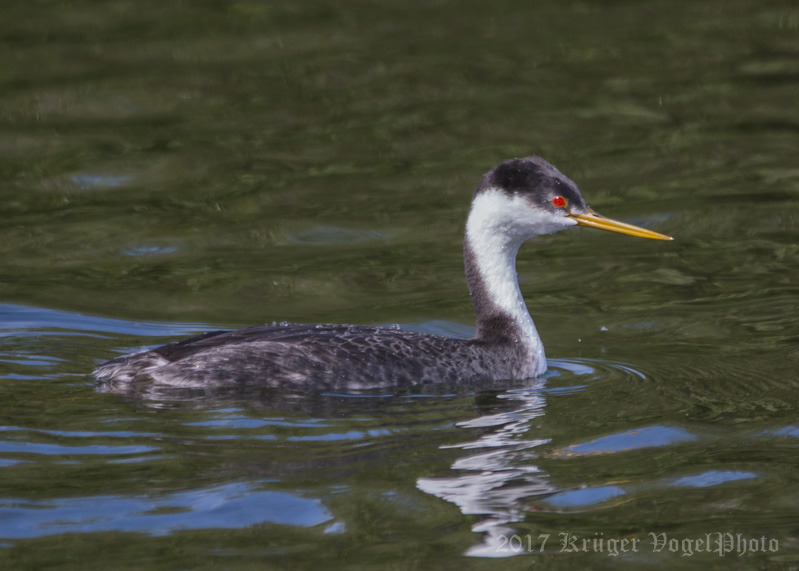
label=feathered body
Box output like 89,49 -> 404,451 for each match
93,324 -> 532,389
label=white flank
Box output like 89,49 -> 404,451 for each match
465,189 -> 577,376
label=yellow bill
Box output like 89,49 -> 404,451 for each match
569,210 -> 673,241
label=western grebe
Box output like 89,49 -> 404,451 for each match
93,156 -> 672,390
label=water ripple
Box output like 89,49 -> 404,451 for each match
0,441 -> 157,456
0,482 -> 332,539
552,425 -> 698,457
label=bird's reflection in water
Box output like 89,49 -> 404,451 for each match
417,359 -> 604,558
417,383 -> 553,557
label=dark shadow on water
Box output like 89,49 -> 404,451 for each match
95,373 -> 549,416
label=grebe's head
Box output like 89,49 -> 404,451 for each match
469,156 -> 672,242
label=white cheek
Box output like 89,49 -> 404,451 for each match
513,208 -> 576,237
467,189 -> 575,241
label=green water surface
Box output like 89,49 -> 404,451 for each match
1,0 -> 798,569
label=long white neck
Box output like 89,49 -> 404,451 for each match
464,189 -> 552,376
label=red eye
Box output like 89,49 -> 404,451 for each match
552,196 -> 566,208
